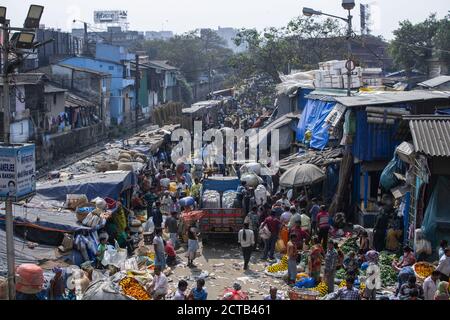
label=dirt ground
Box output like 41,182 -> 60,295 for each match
165,239 -> 291,300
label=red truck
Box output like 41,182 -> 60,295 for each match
199,176 -> 245,244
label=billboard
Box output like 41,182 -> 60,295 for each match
0,144 -> 36,201
94,10 -> 128,24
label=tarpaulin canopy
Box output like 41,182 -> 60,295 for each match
280,164 -> 326,188
0,229 -> 58,275
36,171 -> 137,202
422,176 -> 450,250
296,99 -> 335,150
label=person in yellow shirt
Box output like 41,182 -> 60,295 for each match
190,178 -> 202,204
386,224 -> 402,252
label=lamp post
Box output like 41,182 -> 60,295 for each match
0,4 -> 44,300
303,0 -> 355,97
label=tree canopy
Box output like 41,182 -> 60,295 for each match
389,13 -> 450,74
230,16 -> 347,83
133,30 -> 234,84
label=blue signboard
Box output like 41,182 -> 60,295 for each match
0,144 -> 36,201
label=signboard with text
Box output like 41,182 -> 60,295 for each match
0,144 -> 36,201
94,10 -> 128,24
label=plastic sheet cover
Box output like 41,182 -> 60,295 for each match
422,176 -> 450,249
296,99 -> 335,150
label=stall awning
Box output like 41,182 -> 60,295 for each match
36,170 -> 137,201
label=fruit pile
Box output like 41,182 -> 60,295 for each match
311,282 -> 328,297
266,255 -> 288,273
414,262 -> 435,280
296,273 -> 309,281
119,277 -> 151,300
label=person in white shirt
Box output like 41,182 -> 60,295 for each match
288,207 -> 301,229
173,280 -> 188,300
437,248 -> 450,282
148,267 -> 168,300
423,271 -> 440,300
280,206 -> 292,226
238,223 -> 255,270
300,209 -> 311,232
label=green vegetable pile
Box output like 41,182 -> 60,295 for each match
379,252 -> 398,287
340,237 -> 359,255
336,268 -> 347,280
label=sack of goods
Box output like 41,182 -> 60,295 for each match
118,162 -> 134,172
82,212 -> 103,228
222,191 -> 238,209
254,184 -> 268,206
66,194 -> 89,210
240,173 -> 263,188
15,264 -> 44,294
202,190 -> 221,209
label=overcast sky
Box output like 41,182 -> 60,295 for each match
2,0 -> 449,39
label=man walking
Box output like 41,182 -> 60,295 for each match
317,205 -> 330,251
324,240 -> 338,294
287,233 -> 298,285
261,211 -> 281,261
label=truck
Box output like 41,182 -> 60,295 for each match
199,176 -> 245,244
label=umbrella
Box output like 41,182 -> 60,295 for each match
279,164 -> 325,188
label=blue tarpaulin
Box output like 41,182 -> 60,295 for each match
422,176 -> 450,250
36,171 -> 137,202
296,99 -> 335,150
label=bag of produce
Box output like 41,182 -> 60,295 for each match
254,185 -> 267,206
202,190 -> 221,209
222,191 -> 238,209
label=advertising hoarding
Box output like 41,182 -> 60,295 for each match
0,144 -> 36,201
94,10 -> 128,24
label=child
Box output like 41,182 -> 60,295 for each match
189,279 -> 208,300
96,234 -> 108,269
164,240 -> 177,267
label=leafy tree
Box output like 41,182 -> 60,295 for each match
230,17 -> 345,83
134,30 -> 234,84
389,14 -> 450,75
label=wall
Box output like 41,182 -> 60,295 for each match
38,123 -> 106,168
10,120 -> 30,144
352,110 -> 400,162
44,92 -> 66,118
61,56 -> 131,124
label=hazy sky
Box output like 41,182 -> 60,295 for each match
2,0 -> 449,39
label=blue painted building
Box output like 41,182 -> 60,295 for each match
60,43 -> 135,125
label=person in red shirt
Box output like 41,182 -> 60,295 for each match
316,205 -> 330,251
289,221 -> 310,251
261,211 -> 281,261
164,240 -> 177,267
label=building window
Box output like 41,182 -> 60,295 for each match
53,94 -> 57,105
109,66 -> 114,71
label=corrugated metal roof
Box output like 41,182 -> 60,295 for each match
418,76 -> 450,88
44,84 -> 67,94
335,91 -> 450,107
408,116 -> 450,157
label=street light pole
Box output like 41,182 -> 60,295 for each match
2,18 -> 15,301
303,1 -> 355,97
346,10 -> 353,97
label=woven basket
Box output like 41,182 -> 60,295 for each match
288,289 -> 319,300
